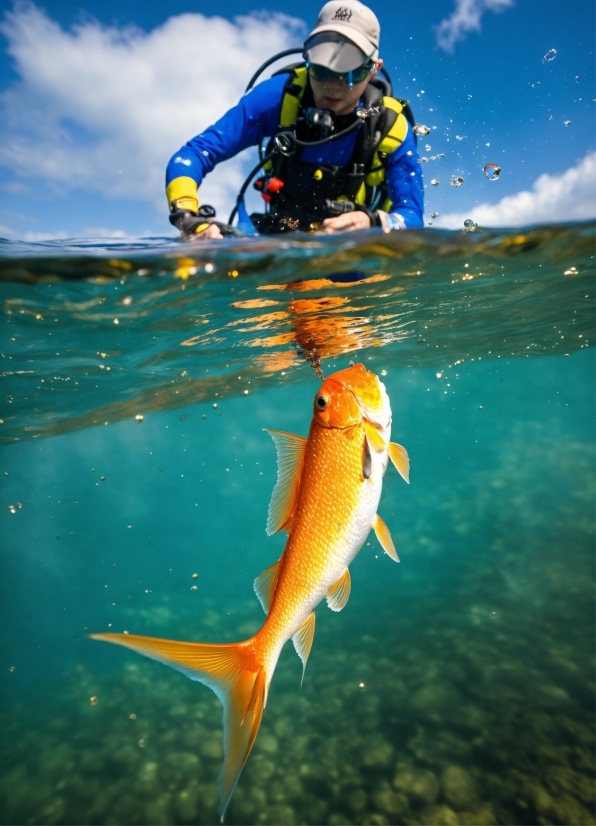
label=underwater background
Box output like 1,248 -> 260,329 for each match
0,223 -> 594,826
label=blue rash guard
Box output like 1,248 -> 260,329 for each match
166,74 -> 424,230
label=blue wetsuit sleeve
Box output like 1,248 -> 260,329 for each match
384,127 -> 424,229
165,74 -> 287,187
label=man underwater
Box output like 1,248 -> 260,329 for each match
166,0 -> 424,238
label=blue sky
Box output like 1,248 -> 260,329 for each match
0,0 -> 594,239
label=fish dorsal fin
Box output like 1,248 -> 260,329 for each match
254,557 -> 282,614
265,429 -> 307,536
292,611 -> 316,684
365,420 -> 387,453
373,513 -> 400,562
326,568 -> 351,612
388,442 -> 410,483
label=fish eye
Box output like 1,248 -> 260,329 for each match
316,395 -> 328,410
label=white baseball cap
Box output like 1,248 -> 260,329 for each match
304,1 -> 380,72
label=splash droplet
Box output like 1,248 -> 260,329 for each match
455,135 -> 467,141
413,123 -> 431,136
463,219 -> 478,231
449,175 -> 465,187
483,163 -> 501,181
431,179 -> 439,187
564,120 -> 571,126
430,212 -> 439,218
547,115 -> 553,120
425,144 -> 431,151
542,49 -> 556,62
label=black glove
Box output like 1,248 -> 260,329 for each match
169,204 -> 217,235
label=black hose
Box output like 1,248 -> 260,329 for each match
245,48 -> 304,93
227,151 -> 276,226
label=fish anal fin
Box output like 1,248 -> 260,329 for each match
373,513 -> 400,562
365,420 -> 387,453
265,429 -> 307,536
388,442 -> 410,483
90,632 -> 266,822
254,557 -> 282,614
292,611 -> 316,684
326,568 -> 351,612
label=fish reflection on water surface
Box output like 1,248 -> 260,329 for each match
92,363 -> 410,819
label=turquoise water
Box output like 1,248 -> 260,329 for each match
0,224 -> 594,825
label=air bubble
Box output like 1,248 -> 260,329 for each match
449,175 -> 465,187
431,179 -> 439,186
483,163 -> 501,181
425,144 -> 431,151
463,219 -> 478,231
547,115 -> 553,120
135,414 -> 144,422
542,49 -> 556,62
564,120 -> 571,126
413,124 -> 431,136
430,212 -> 439,218
90,696 -> 99,706
455,135 -> 467,141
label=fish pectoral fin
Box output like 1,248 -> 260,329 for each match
373,513 -> 400,562
365,420 -> 387,453
265,429 -> 307,535
363,433 -> 372,480
292,611 -> 316,685
388,442 -> 410,484
254,557 -> 282,614
326,568 -> 351,612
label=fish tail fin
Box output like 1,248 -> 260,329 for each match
90,632 -> 267,821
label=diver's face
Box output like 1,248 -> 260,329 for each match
310,59 -> 383,116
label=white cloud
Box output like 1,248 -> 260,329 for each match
0,224 -> 134,241
0,3 -> 305,217
435,0 -> 513,53
434,152 -> 596,229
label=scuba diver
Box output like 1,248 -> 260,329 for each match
166,0 -> 424,238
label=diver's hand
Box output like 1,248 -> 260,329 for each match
320,211 -> 372,233
195,223 -> 224,240
169,209 -> 224,240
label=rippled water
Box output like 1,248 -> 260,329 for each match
0,224 -> 594,825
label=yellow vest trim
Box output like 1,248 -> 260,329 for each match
279,67 -> 309,128
365,97 -> 409,187
166,176 -> 199,212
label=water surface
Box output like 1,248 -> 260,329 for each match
0,224 -> 594,825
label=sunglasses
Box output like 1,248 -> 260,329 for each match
306,61 -> 374,89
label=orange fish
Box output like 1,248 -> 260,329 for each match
91,363 -> 409,820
